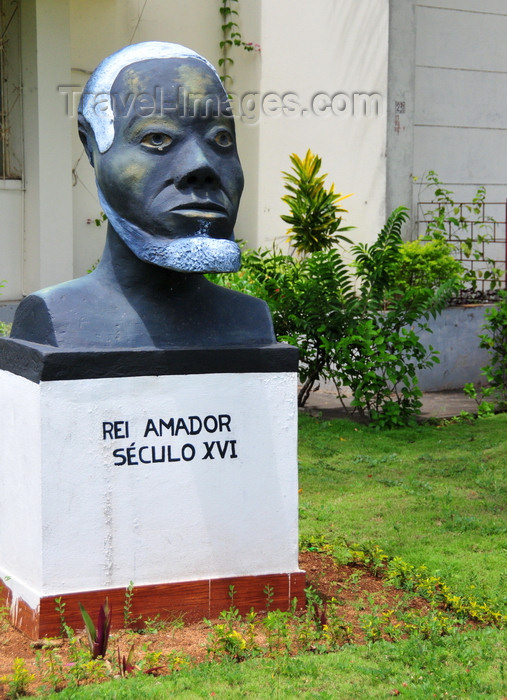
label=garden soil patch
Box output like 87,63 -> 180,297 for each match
0,552 -> 461,697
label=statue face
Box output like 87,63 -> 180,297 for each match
89,58 -> 244,270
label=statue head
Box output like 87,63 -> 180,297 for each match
77,42 -> 244,273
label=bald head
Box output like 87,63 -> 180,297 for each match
78,41 -> 226,154
76,43 -> 243,274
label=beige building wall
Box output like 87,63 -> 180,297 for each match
387,0 -> 507,235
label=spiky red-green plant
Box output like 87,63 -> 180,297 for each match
79,598 -> 112,659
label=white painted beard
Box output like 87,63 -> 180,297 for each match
97,186 -> 241,273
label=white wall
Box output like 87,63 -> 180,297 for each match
0,369 -> 298,598
239,0 -> 388,249
21,0 -> 74,294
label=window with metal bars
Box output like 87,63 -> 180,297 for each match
0,0 -> 21,179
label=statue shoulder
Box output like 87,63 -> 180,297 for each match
10,291 -> 57,346
203,281 -> 277,344
10,275 -> 103,347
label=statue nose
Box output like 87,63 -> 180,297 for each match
177,165 -> 219,190
175,140 -> 220,191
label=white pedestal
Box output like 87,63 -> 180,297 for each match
0,340 -> 304,638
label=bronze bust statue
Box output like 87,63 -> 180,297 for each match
11,42 -> 275,349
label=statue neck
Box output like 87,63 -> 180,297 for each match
95,224 -> 204,292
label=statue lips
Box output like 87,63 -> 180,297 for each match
151,187 -> 232,215
170,201 -> 228,218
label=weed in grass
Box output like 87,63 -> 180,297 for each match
340,570 -> 364,592
35,646 -> 65,693
205,585 -> 261,662
137,646 -> 166,676
123,580 -> 142,629
0,603 -> 10,633
350,542 -> 389,576
62,636 -> 110,687
117,642 -> 136,677
165,650 -> 192,672
205,621 -> 251,662
322,599 -> 353,648
54,597 -> 74,639
299,535 -> 334,554
140,615 -> 166,635
0,657 -> 35,698
360,612 -> 384,642
264,609 -> 292,655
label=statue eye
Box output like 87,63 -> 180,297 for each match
214,130 -> 233,147
141,133 -> 172,150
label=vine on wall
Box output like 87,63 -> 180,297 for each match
218,0 -> 259,88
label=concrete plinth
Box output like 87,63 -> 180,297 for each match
0,339 -> 304,638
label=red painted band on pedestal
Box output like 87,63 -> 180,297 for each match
1,571 -> 306,640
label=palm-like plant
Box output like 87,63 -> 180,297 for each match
281,150 -> 353,255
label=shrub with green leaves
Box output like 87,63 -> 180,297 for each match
211,154 -> 465,427
464,289 -> 507,414
393,238 -> 464,292
327,207 -> 459,427
0,280 -> 10,337
212,207 -> 460,426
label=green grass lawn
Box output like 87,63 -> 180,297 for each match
298,413 -> 507,606
39,414 -> 506,699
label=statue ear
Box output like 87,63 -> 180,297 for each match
78,116 -> 95,167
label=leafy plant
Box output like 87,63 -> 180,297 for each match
123,580 -> 140,628
0,658 -> 35,698
416,170 -> 503,296
324,207 -> 459,427
264,609 -> 292,654
297,207 -> 457,425
393,238 -> 464,292
35,646 -> 65,693
464,290 -> 507,414
54,597 -> 73,639
117,643 -> 137,677
264,583 -> 274,611
281,150 -> 353,255
94,211 -> 107,227
212,158 -> 463,426
218,0 -> 259,88
214,200 -> 458,425
79,598 -> 112,659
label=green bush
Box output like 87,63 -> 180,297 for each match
328,207 -> 458,427
212,156 -> 464,427
393,238 -> 464,292
0,279 -> 10,337
213,208 -> 459,427
464,290 -> 507,414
